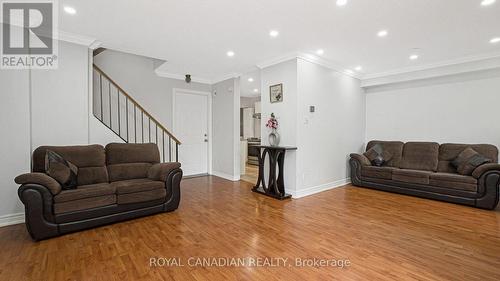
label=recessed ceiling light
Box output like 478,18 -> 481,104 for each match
253,88 -> 259,93
377,30 -> 388,37
269,30 -> 279,37
490,37 -> 500,44
64,6 -> 76,15
248,78 -> 254,82
354,66 -> 363,71
336,0 -> 348,6
316,49 -> 324,55
409,54 -> 419,60
226,51 -> 235,57
481,0 -> 496,6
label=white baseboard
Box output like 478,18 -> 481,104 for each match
211,171 -> 240,181
0,212 -> 25,227
291,178 -> 351,199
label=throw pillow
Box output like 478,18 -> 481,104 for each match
45,150 -> 78,189
452,147 -> 491,176
364,144 -> 392,167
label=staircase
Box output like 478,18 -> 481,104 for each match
92,64 -> 180,162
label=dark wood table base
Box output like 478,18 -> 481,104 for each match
252,145 -> 297,200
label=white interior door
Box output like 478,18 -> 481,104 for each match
174,90 -> 209,176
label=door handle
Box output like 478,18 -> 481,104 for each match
204,139 -> 208,142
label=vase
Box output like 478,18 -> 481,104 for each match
269,129 -> 280,146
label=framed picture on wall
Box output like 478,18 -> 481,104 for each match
270,83 -> 283,103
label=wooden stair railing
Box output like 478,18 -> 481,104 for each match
92,64 -> 180,162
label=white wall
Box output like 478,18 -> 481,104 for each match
261,59 -> 299,194
0,41 -> 91,223
212,78 -> 241,180
260,58 -> 366,197
31,41 -> 90,148
0,68 -> 31,224
93,50 -> 211,130
366,70 -> 500,151
296,59 -> 365,196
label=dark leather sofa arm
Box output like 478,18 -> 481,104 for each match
472,163 -> 500,179
163,167 -> 183,212
350,153 -> 371,167
15,173 -> 62,195
17,184 -> 59,240
349,155 -> 367,186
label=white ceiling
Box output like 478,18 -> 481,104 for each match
60,0 -> 500,82
240,70 -> 261,97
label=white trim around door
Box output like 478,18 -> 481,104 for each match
172,88 -> 212,175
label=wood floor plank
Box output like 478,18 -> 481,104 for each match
0,176 -> 499,280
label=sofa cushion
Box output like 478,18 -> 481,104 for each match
429,173 -> 477,192
77,167 -> 109,186
45,150 -> 78,190
54,183 -> 115,203
361,166 -> 396,180
111,178 -> 165,195
438,143 -> 498,173
33,145 -> 106,172
105,143 -> 160,165
107,163 -> 153,182
400,142 -> 439,171
117,189 -> 166,204
366,141 -> 404,167
54,195 -> 116,214
392,169 -> 432,185
451,148 -> 491,176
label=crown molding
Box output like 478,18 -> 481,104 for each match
0,21 -> 99,47
57,30 -> 99,47
88,40 -> 103,50
361,52 -> 500,88
211,72 -> 241,84
256,52 -> 362,80
256,52 -> 300,69
296,53 -> 362,79
155,70 -> 212,84
362,51 -> 500,80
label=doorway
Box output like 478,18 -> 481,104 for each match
173,89 -> 212,176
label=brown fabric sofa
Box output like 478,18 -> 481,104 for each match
15,143 -> 182,240
350,141 -> 500,209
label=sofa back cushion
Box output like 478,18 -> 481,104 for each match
366,141 -> 404,167
32,145 -> 108,185
400,142 -> 440,171
438,143 -> 498,173
105,143 -> 160,182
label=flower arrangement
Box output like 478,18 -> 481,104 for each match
266,113 -> 278,130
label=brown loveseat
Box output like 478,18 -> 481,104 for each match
15,143 -> 182,240
350,141 -> 500,209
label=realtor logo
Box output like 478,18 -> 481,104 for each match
1,0 -> 58,69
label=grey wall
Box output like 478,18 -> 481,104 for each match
93,50 -> 212,130
0,68 -> 31,223
296,58 -> 366,195
212,78 -> 240,180
260,59 -> 299,193
366,70 -> 500,151
0,41 -> 91,223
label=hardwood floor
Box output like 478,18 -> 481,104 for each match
0,176 -> 499,280
240,164 -> 258,184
